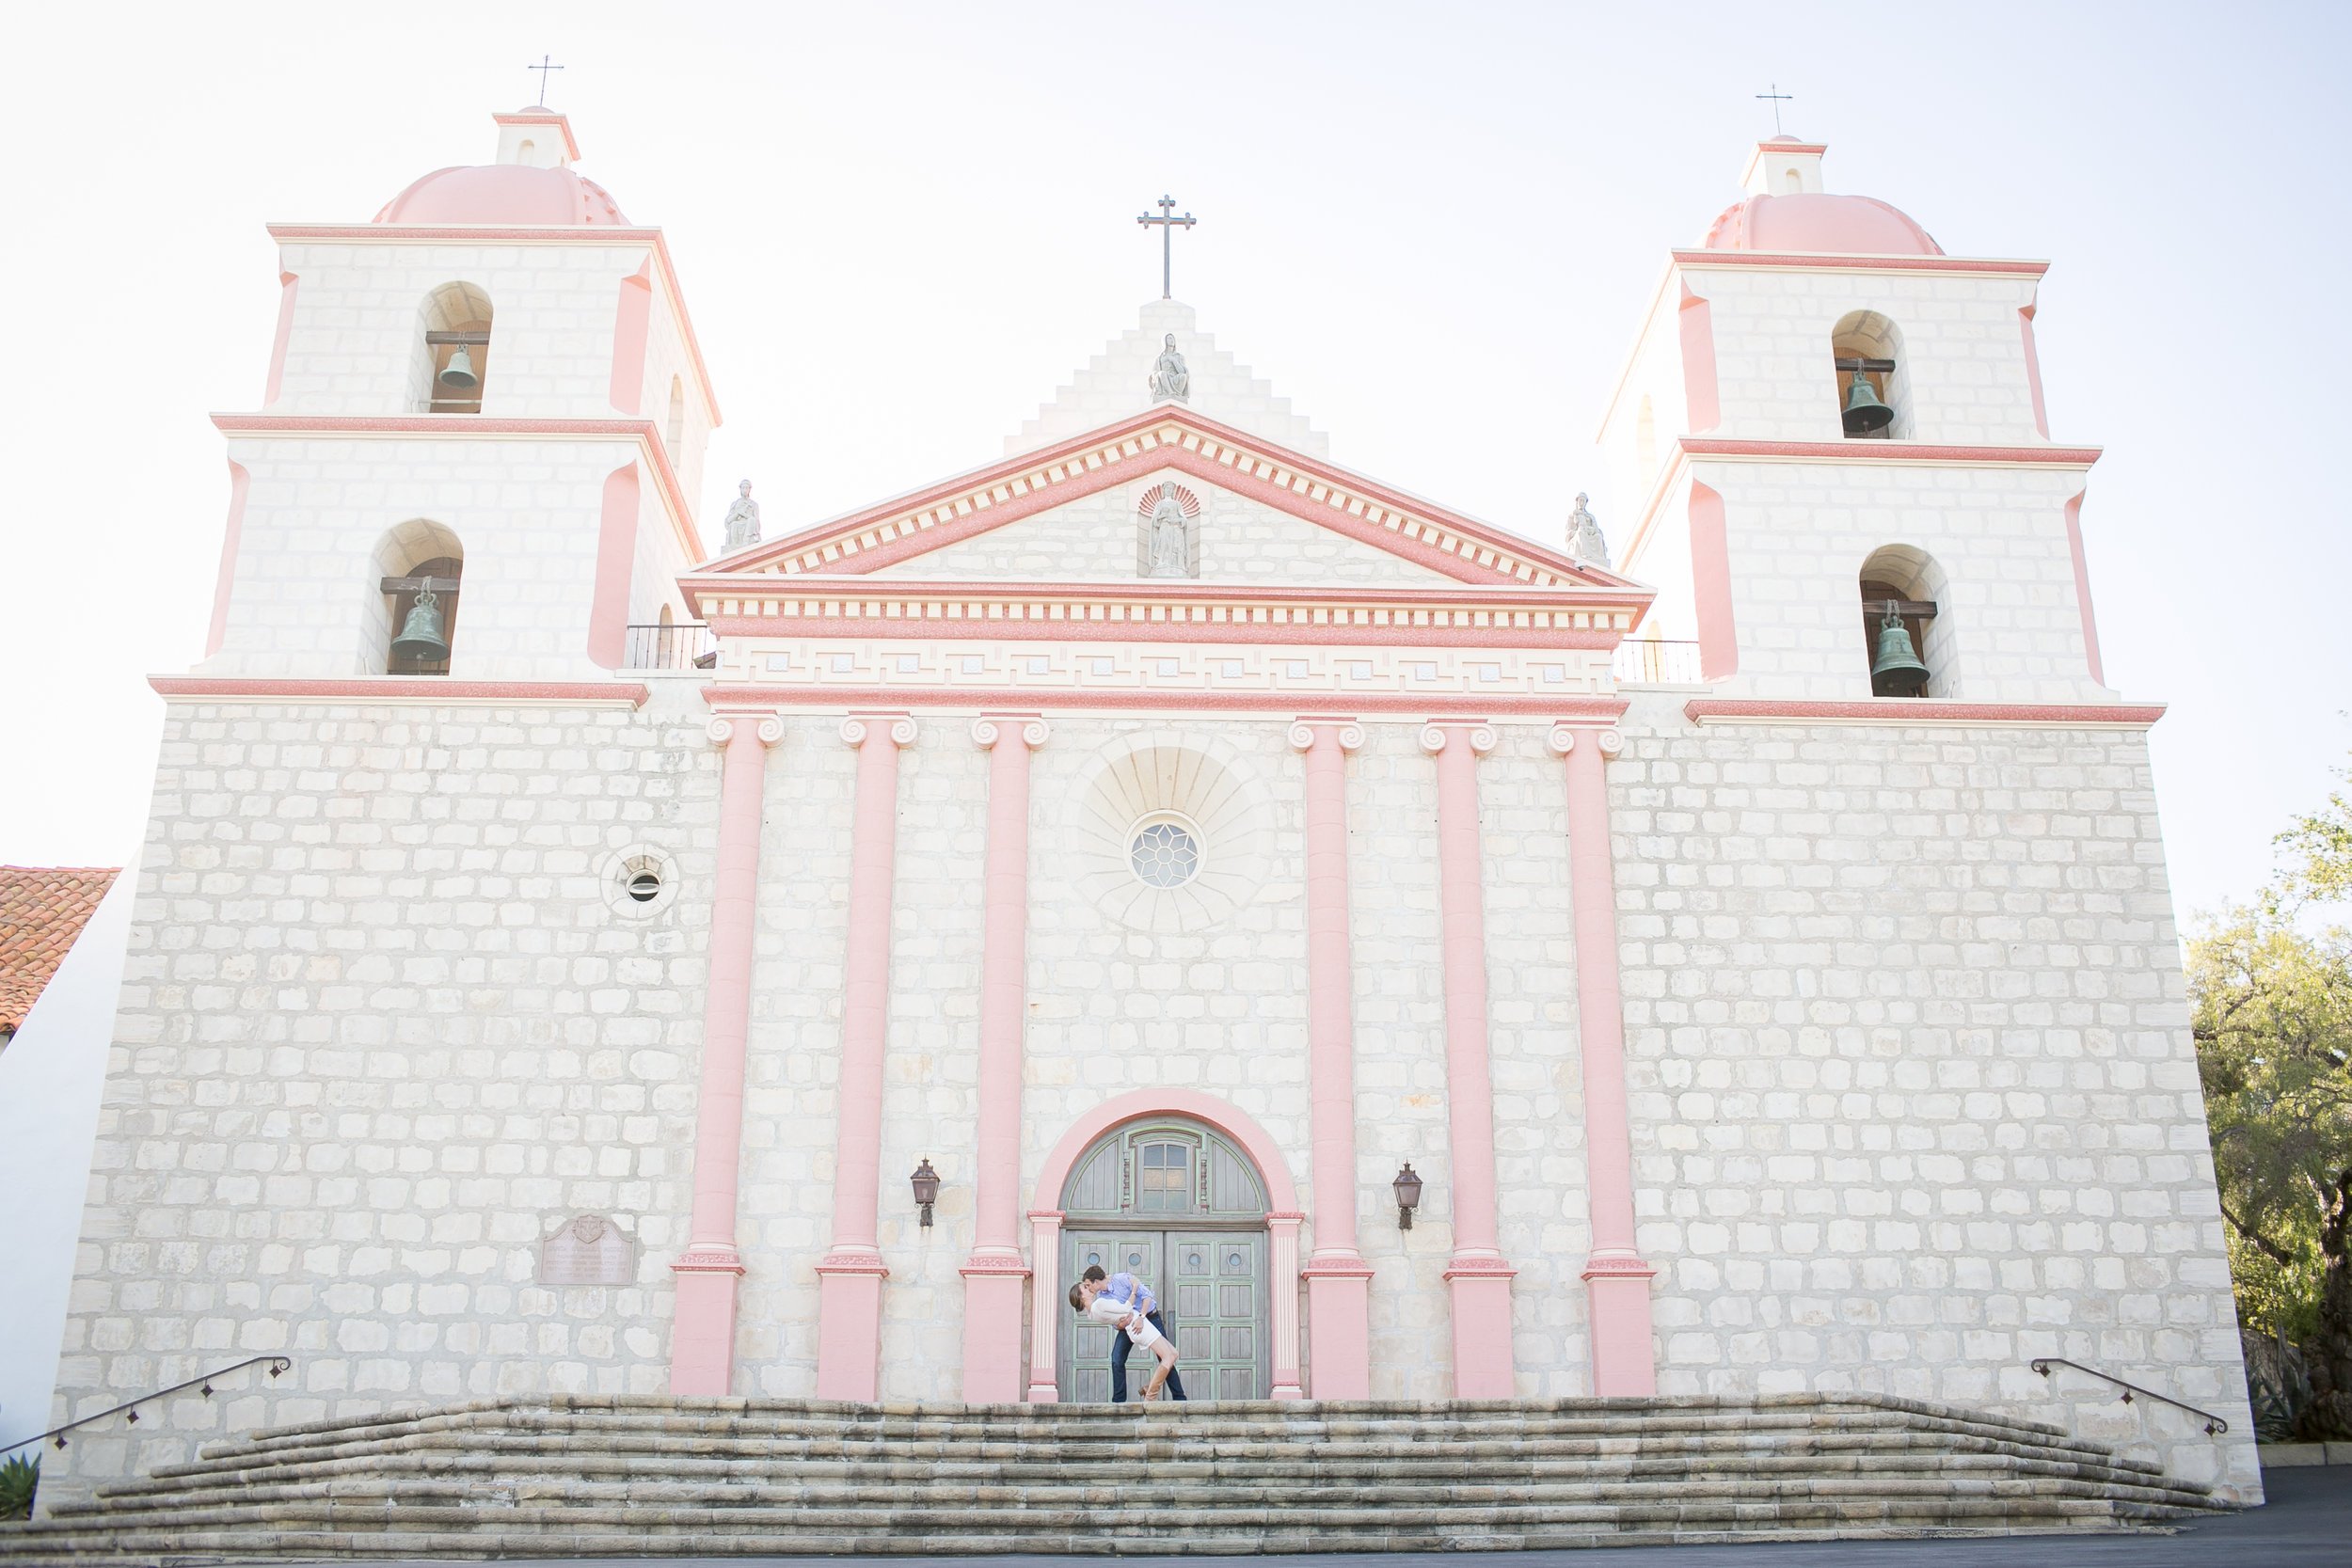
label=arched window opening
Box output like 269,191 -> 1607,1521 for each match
1831,309 -> 1910,440
1782,168 -> 1803,193
372,519 -> 464,675
665,375 -> 686,453
1858,544 -> 1950,699
411,283 -> 493,414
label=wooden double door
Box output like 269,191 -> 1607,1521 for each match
1059,1227 -> 1267,1402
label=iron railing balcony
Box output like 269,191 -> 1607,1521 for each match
621,623 -> 717,671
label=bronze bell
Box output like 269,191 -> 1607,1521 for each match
1842,370 -> 1894,436
1869,601 -> 1929,696
389,585 -> 451,666
437,345 -> 480,391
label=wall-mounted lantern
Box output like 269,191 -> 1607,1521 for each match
910,1157 -> 942,1227
1393,1163 -> 1423,1229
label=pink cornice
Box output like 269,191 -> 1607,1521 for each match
1671,249 -> 2049,277
1683,697 -> 2164,728
1678,437 -> 2101,467
264,226 -> 722,428
151,676 -> 651,708
705,614 -> 1618,651
717,405 -> 1626,591
210,413 -> 705,567
700,683 -> 1629,722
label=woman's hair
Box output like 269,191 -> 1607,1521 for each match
1067,1283 -> 1088,1313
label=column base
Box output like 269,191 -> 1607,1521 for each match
1303,1259 -> 1374,1401
1582,1256 -> 1659,1397
1443,1259 -> 1518,1400
959,1257 -> 1031,1404
814,1254 -> 889,1402
668,1248 -> 746,1397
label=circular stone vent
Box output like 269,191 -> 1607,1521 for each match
1068,730 -> 1272,935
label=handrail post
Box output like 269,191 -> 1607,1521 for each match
3,1355 -> 293,1456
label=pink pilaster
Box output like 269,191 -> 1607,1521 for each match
1268,1212 -> 1307,1399
1288,719 -> 1373,1399
814,713 -> 917,1402
1024,1210 -> 1064,1402
1549,725 -> 1658,1397
669,711 -> 784,1397
1419,721 -> 1518,1398
961,715 -> 1048,1403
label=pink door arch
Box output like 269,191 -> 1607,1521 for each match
1025,1088 -> 1304,1402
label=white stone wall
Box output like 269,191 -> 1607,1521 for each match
42,687 -> 719,1505
1689,265 -> 2045,447
268,240 -> 659,422
1685,456 -> 2106,703
1608,692 -> 2258,1498
205,434 -> 641,679
865,474 -> 1452,586
1009,300 -> 1329,460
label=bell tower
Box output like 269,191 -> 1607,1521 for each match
1597,136 -> 2110,705
198,106 -> 721,680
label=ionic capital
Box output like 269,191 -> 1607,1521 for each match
1419,721 -> 1497,757
1548,725 -> 1625,760
972,714 -> 1050,751
841,714 -> 919,750
1286,718 -> 1365,754
707,713 -> 784,748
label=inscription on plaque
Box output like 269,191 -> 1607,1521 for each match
538,1213 -> 636,1287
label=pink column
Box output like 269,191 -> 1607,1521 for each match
1025,1210 -> 1064,1402
1418,721 -> 1517,1399
961,715 -> 1047,1403
1549,725 -> 1658,1397
669,711 -> 784,1396
1288,719 -> 1373,1399
814,712 -> 917,1402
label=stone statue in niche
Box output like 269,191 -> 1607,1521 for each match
1145,493 -> 1191,578
1147,334 -> 1190,402
538,1212 -> 637,1287
1565,492 -> 1609,568
721,480 -> 762,550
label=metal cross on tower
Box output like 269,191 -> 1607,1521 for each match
527,55 -> 565,108
1755,83 -> 1794,135
1136,196 -> 1197,301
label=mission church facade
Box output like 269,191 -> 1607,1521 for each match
43,107 -> 2259,1501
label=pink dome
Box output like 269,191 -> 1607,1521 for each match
1703,192 -> 1941,256
373,164 -> 629,227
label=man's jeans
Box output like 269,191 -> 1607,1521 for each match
1109,1309 -> 1189,1402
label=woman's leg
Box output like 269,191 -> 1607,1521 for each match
1141,1338 -> 1177,1401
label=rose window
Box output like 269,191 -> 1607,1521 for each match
1129,820 -> 1200,888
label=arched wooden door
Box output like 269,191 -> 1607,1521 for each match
1057,1117 -> 1270,1402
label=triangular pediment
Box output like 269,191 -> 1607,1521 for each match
704,406 -> 1634,594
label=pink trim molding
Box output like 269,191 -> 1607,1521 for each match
609,262 -> 653,415
815,713 -> 918,1402
262,273 -> 298,408
2019,302 -> 2051,440
151,676 -> 650,707
669,713 -> 784,1395
1684,698 -> 2165,727
1679,436 -> 2100,467
700,684 -> 1629,722
1688,482 -> 1738,682
1026,1088 -> 1306,1402
203,462 -> 251,660
588,462 -> 642,670
2064,492 -> 2106,687
1420,721 -> 1518,1398
1549,726 -> 1658,1396
1290,718 -> 1372,1400
1677,284 -> 1720,434
211,413 -> 706,568
962,713 -> 1048,1403
1672,249 -> 2049,277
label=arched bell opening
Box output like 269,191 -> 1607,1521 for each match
1858,544 -> 1949,699
1057,1116 -> 1272,1402
410,283 -> 493,414
372,519 -> 465,676
1831,309 -> 1911,440
665,374 -> 687,455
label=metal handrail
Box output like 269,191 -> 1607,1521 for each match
2,1356 -> 291,1454
2031,1356 -> 2229,1435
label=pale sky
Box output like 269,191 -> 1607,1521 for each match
1,1 -> 2345,927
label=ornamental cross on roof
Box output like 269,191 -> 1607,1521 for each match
1136,195 -> 1197,300
1756,82 -> 1793,135
527,55 -> 565,109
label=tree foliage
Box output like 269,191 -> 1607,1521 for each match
2276,763 -> 2352,905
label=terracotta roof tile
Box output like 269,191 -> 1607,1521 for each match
0,865 -> 120,1032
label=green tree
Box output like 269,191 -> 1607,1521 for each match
2190,907 -> 2352,1435
2277,758 -> 2352,904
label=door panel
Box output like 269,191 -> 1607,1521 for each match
1059,1230 -> 1163,1404
1168,1231 -> 1263,1402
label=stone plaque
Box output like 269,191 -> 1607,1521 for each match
538,1213 -> 636,1287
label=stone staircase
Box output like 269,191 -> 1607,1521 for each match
1,1393 -> 2228,1560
